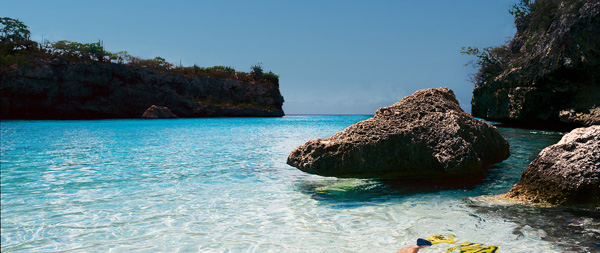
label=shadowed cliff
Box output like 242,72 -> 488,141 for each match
1,57 -> 284,119
469,0 -> 599,130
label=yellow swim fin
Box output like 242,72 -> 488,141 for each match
444,242 -> 499,253
426,234 -> 458,245
425,234 -> 499,252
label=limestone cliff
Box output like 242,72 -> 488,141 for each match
471,0 -> 599,129
0,57 -> 284,119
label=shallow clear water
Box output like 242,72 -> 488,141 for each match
1,116 -> 598,252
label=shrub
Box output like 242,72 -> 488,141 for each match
250,62 -> 263,77
108,51 -> 131,64
262,71 -> 279,84
460,45 -> 511,84
1,17 -> 281,86
509,0 -> 532,19
128,56 -> 173,71
51,40 -> 109,62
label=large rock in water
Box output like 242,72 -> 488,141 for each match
471,0 -> 600,129
287,88 -> 510,179
505,125 -> 600,206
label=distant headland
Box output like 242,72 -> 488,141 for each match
0,17 -> 284,119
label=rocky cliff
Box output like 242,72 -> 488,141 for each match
471,0 -> 599,129
0,57 -> 284,119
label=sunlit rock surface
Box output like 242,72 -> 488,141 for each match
288,87 -> 510,179
505,125 -> 600,207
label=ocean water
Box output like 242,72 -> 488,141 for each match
1,116 -> 599,252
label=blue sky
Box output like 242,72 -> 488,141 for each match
3,0 -> 518,115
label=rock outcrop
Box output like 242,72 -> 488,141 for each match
504,125 -> 600,207
471,0 -> 600,129
141,105 -> 178,119
0,57 -> 284,119
287,87 -> 510,179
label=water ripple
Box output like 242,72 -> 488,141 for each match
1,117 -> 594,252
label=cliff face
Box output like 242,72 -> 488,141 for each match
0,57 -> 284,119
471,0 -> 599,129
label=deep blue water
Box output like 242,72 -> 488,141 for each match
1,116 -> 598,252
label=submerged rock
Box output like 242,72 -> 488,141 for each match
141,105 -> 178,119
287,87 -> 510,179
505,125 -> 600,207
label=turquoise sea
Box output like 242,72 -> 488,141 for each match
1,116 -> 599,252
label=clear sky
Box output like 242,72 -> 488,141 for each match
3,0 -> 518,115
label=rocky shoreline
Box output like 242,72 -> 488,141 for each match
467,0 -> 600,208
0,57 -> 284,119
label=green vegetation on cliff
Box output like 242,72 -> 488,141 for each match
0,17 -> 279,86
461,0 -> 592,84
0,17 -> 285,119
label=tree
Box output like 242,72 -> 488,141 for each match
108,51 -> 132,64
0,17 -> 31,42
50,40 -> 109,62
509,0 -> 532,19
460,45 -> 510,84
250,62 -> 264,77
